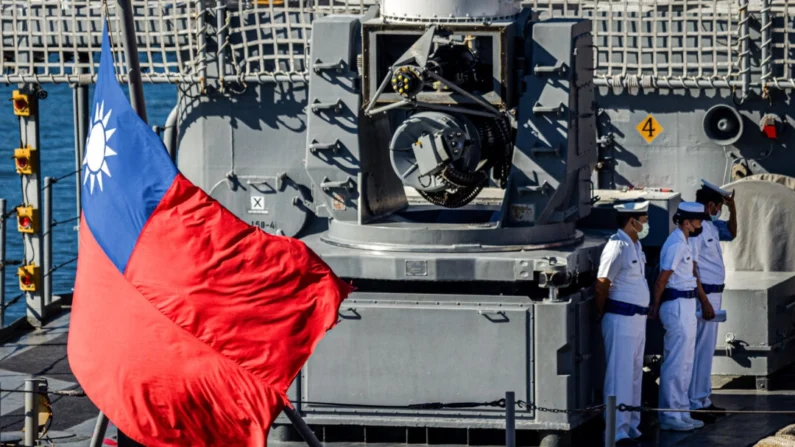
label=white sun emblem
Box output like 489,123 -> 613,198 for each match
83,101 -> 117,194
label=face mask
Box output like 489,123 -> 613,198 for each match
690,225 -> 704,237
637,221 -> 650,240
710,205 -> 722,221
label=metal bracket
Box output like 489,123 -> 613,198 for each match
246,173 -> 287,192
725,333 -> 737,357
538,265 -> 572,289
478,310 -> 509,323
533,62 -> 566,76
514,260 -> 534,281
338,307 -> 361,320
313,58 -> 345,73
532,102 -> 565,116
309,139 -> 342,155
311,99 -> 343,114
321,177 -> 356,192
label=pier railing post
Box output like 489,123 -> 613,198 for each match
89,411 -> 110,447
17,85 -> 45,326
73,70 -> 89,217
24,378 -> 44,446
505,391 -> 516,447
43,177 -> 52,307
606,395 -> 617,447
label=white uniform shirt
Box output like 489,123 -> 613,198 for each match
597,230 -> 650,307
692,220 -> 733,285
660,228 -> 697,291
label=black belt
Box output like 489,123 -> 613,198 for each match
661,288 -> 697,303
702,283 -> 725,294
604,299 -> 650,316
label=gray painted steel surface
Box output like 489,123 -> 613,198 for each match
713,272 -> 795,378
6,0 -> 795,441
380,0 -> 521,22
288,291 -> 599,431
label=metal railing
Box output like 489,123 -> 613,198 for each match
0,174 -> 78,329
0,0 -> 207,84
0,0 -> 792,96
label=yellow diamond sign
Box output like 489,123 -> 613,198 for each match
636,115 -> 663,144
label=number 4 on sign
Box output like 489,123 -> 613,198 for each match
636,115 -> 663,144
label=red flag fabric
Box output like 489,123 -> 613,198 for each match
67,24 -> 351,446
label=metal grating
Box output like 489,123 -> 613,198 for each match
0,0 -> 206,84
0,0 -> 793,91
527,0 -> 743,87
769,0 -> 795,87
223,0 -> 374,83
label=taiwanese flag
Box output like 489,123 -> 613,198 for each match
67,23 -> 351,446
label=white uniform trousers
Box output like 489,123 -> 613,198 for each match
689,292 -> 722,409
658,298 -> 697,422
602,312 -> 646,441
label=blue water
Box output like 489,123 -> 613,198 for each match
0,84 -> 176,325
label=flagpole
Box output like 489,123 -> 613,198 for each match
116,0 -> 148,124
91,3 -> 149,445
117,0 -> 149,441
283,406 -> 324,447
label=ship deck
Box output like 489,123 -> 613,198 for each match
1,309 -> 794,447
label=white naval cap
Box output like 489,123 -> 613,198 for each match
614,200 -> 649,214
678,202 -> 705,213
701,178 -> 732,198
676,201 -> 705,219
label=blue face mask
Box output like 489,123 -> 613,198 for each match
710,206 -> 722,221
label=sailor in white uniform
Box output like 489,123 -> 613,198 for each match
689,180 -> 736,422
650,202 -> 715,432
596,200 -> 650,445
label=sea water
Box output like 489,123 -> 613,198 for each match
0,84 -> 176,325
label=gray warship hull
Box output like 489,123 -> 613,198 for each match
0,1 -> 795,446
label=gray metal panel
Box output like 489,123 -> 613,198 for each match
304,16 -> 364,222
575,292 -> 601,410
176,83 -> 313,237
303,293 -> 532,409
595,93 -> 795,201
533,299 -> 575,426
509,19 -> 596,226
295,290 -> 600,431
712,272 -> 795,376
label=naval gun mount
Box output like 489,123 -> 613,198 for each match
292,1 -> 607,441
